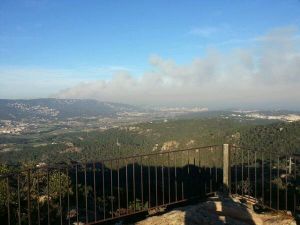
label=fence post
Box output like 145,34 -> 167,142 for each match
223,144 -> 231,195
288,156 -> 292,174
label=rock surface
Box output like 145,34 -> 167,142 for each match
134,195 -> 296,225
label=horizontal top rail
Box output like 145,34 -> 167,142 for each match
0,144 -> 222,178
1,144 -> 298,178
231,145 -> 299,156
1,143 -> 298,225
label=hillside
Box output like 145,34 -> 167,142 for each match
1,116 -> 300,165
0,98 -> 140,120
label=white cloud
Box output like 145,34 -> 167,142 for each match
0,65 -> 129,99
1,27 -> 299,109
56,27 -> 300,109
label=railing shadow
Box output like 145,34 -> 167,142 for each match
0,158 -> 224,224
230,148 -> 300,224
183,191 -> 257,225
1,146 -> 299,224
71,162 -> 223,224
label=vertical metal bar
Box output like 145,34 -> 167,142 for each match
110,160 -> 113,218
125,160 -> 128,213
235,149 -> 237,194
117,159 -> 120,216
140,156 -> 144,209
193,154 -> 196,194
248,149 -> 250,196
198,149 -> 201,173
162,158 -> 165,205
294,157 -> 297,214
6,177 -> 10,225
277,156 -> 280,210
254,151 -> 257,199
17,175 -> 21,225
75,165 -> 79,225
175,152 -> 177,202
36,172 -> 40,225
155,154 -> 158,206
59,169 -> 62,225
241,148 -> 244,196
168,152 -> 171,204
269,152 -> 272,208
194,153 -> 197,193
133,158 -> 136,212
215,164 -> 218,191
148,159 -> 151,208
209,167 -> 212,193
198,149 -> 202,196
85,164 -> 88,223
181,151 -> 184,199
93,162 -> 97,222
47,169 -> 51,225
285,156 -> 288,211
27,170 -> 31,225
217,154 -> 220,192
262,152 -> 264,204
102,162 -> 106,220
187,150 -> 190,174
204,169 -> 207,194
67,168 -> 70,225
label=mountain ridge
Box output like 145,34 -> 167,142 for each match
0,98 -> 141,120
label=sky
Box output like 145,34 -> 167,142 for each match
1,0 -> 300,109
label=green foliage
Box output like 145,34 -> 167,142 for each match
128,199 -> 147,211
46,171 -> 72,200
0,165 -> 9,215
1,118 -> 300,165
240,121 -> 300,154
0,117 -> 300,223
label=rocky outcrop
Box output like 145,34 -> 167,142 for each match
161,141 -> 180,151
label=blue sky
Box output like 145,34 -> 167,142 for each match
1,0 -> 300,109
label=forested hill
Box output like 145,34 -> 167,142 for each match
240,121 -> 300,154
1,117 -> 299,165
0,98 -> 140,120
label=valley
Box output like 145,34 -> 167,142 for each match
0,99 -> 300,166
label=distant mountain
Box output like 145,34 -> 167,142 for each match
0,98 -> 140,120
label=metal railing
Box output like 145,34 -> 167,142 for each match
230,146 -> 300,215
1,144 -> 299,225
0,145 -> 223,225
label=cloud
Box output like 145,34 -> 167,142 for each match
0,67 -> 83,99
0,65 -> 130,99
4,27 -> 300,109
51,27 -> 300,109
